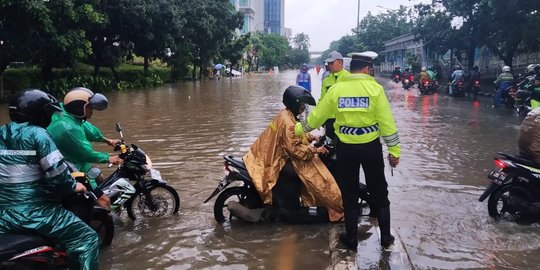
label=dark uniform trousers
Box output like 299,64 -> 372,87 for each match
336,138 -> 390,238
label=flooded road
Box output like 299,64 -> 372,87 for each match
1,70 -> 539,269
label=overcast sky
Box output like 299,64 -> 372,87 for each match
284,0 -> 431,52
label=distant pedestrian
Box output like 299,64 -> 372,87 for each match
296,63 -> 312,91
316,65 -> 321,76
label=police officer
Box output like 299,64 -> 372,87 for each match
295,51 -> 400,250
320,51 -> 351,142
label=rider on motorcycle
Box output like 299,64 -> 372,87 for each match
493,66 -> 515,108
236,85 -> 344,223
419,67 -> 430,83
47,88 -> 123,180
0,89 -> 99,270
47,88 -> 122,210
391,66 -> 401,81
450,65 -> 465,95
466,66 -> 481,94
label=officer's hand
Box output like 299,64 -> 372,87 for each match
388,155 -> 400,167
109,155 -> 123,165
74,182 -> 87,193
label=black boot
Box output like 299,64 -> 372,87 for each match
339,232 -> 358,250
378,207 -> 395,248
339,208 -> 358,250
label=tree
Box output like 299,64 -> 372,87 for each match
255,33 -> 289,68
291,33 -> 310,51
219,33 -> 251,77
354,6 -> 413,53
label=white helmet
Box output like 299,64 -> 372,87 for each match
527,64 -> 536,72
502,66 -> 511,72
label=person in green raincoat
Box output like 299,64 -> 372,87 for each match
47,88 -> 123,184
0,89 -> 99,270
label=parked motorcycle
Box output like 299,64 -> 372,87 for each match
402,75 -> 415,90
0,192 -> 100,269
99,123 -> 180,220
479,153 -> 540,222
204,136 -> 374,223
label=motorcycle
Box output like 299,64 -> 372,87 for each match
467,80 -> 480,99
65,170 -> 115,247
392,74 -> 400,83
0,192 -> 100,269
419,79 -> 434,95
402,75 -> 415,90
479,153 -> 540,222
451,80 -> 465,96
98,123 -> 180,220
204,136 -> 374,223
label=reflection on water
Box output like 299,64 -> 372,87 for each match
0,71 -> 538,269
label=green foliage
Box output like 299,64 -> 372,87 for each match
292,33 -> 310,51
255,33 -> 289,68
287,48 -> 310,67
354,7 -> 413,53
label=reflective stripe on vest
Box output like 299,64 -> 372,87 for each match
339,124 -> 379,136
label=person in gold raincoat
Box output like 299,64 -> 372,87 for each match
242,85 -> 344,222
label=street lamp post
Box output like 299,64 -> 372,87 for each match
357,0 -> 360,29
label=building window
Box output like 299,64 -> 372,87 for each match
239,0 -> 249,6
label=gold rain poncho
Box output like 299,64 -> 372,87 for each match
243,109 -> 344,221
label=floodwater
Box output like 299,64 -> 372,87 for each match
0,70 -> 538,269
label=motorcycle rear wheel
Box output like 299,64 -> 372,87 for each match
214,187 -> 262,223
488,185 -> 531,220
91,213 -> 114,247
126,183 -> 180,220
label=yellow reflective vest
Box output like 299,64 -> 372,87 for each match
296,73 -> 400,157
320,69 -> 350,102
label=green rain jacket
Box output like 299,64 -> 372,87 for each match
0,122 -> 99,270
296,73 -> 401,158
47,113 -> 109,174
52,103 -> 107,143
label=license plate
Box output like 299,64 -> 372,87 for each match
487,170 -> 507,185
150,169 -> 162,180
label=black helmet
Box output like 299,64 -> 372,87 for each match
282,85 -> 315,116
9,89 -> 61,128
63,87 -> 108,119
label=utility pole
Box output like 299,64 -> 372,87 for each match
357,0 -> 360,29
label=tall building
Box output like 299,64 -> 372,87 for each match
264,0 -> 285,35
239,0 -> 255,34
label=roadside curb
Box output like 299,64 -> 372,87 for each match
329,217 -> 414,270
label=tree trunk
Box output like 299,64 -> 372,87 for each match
0,64 -> 7,100
144,56 -> 149,74
467,46 -> 476,69
94,64 -> 101,77
41,63 -> 54,86
110,66 -> 120,83
191,62 -> 196,81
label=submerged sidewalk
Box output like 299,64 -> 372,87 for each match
329,217 -> 413,270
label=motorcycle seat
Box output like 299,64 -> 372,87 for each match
225,156 -> 247,170
0,234 -> 49,261
500,153 -> 540,169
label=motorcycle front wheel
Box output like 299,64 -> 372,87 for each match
214,186 -> 262,223
126,183 -> 180,220
488,184 -> 531,220
91,213 -> 114,247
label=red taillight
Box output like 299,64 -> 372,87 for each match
409,76 -> 414,80
394,75 -> 399,78
423,80 -> 429,86
494,159 -> 507,169
474,80 -> 480,86
457,81 -> 463,86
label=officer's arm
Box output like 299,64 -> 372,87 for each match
295,88 -> 335,136
374,90 -> 400,158
36,132 -> 77,196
